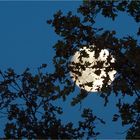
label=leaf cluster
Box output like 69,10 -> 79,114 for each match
47,0 -> 140,139
0,66 -> 103,139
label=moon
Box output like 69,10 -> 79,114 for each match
69,45 -> 117,92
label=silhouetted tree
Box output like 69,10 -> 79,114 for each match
0,66 -> 103,139
0,0 -> 140,139
47,0 -> 140,139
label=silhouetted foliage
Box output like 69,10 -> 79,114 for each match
47,0 -> 140,139
0,67 -> 103,139
0,0 -> 140,139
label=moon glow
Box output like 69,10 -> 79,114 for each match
69,45 -> 117,92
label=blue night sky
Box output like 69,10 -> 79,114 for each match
0,1 -> 139,139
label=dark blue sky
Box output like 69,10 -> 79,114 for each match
0,1 -> 81,73
0,1 -> 139,138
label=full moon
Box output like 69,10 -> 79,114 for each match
69,45 -> 117,92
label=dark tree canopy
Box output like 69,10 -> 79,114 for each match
0,0 -> 140,139
0,67 -> 104,139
